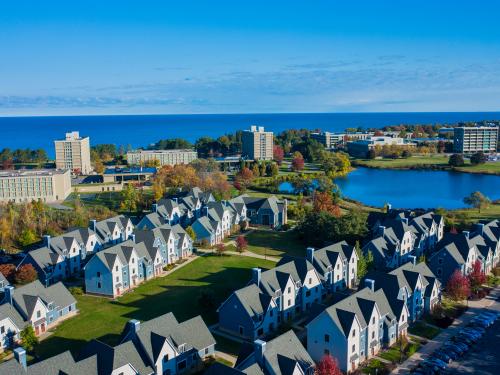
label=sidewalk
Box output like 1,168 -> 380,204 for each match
197,248 -> 281,263
392,287 -> 500,374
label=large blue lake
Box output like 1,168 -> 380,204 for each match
1,112 -> 499,157
281,167 -> 500,209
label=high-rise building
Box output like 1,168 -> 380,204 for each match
242,126 -> 274,160
453,126 -> 499,154
0,169 -> 71,203
126,149 -> 198,166
311,132 -> 346,148
54,131 -> 92,174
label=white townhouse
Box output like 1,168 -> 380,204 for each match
92,215 -> 134,246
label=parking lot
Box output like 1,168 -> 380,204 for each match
446,314 -> 500,375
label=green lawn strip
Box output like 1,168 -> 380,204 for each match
378,346 -> 403,362
34,255 -> 276,361
245,230 -> 305,258
354,155 -> 450,168
362,358 -> 387,374
449,204 -> 500,222
408,321 -> 441,339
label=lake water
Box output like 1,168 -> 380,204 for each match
1,112 -> 499,157
280,167 -> 500,209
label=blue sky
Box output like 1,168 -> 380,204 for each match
1,1 -> 500,115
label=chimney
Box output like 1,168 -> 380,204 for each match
130,233 -> 136,243
252,267 -> 262,287
127,319 -> 140,336
173,198 -> 178,204
5,285 -> 14,305
474,223 -> 485,236
463,231 -> 470,239
152,203 -> 158,213
408,255 -> 417,265
306,247 -> 315,264
386,203 -> 392,213
43,234 -> 51,248
254,339 -> 266,365
14,347 -> 26,369
90,219 -> 97,232
365,278 -> 375,292
378,226 -> 386,237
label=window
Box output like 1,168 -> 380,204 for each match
37,310 -> 41,318
287,287 -> 291,293
372,331 -> 375,339
269,310 -> 273,317
177,360 -> 187,370
324,334 -> 330,343
116,276 -> 119,282
324,349 -> 330,355
352,344 -> 356,352
97,282 -> 101,288
132,258 -> 135,264
163,354 -> 169,362
115,266 -> 119,271
0,326 -> 4,334
239,326 -> 244,335
287,299 -> 291,307
205,348 -> 209,355
372,317 -> 375,324
352,329 -> 356,337
309,278 -> 312,285
97,272 -> 101,277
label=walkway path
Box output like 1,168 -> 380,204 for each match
197,248 -> 281,263
391,287 -> 500,374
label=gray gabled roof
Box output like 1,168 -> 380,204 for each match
133,312 -> 215,364
0,358 -> 26,375
0,302 -> 27,330
310,241 -> 354,275
12,280 -> 76,318
232,284 -> 273,322
95,215 -> 131,241
25,247 -> 63,273
28,350 -> 76,375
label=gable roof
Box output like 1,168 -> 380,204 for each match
0,302 -> 27,329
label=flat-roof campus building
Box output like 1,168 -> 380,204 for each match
0,169 -> 71,203
54,131 -> 92,175
126,149 -> 198,166
453,126 -> 499,154
242,125 -> 274,160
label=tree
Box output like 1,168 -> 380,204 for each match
0,263 -> 16,282
468,260 -> 486,294
313,191 -> 341,217
367,148 -> 376,159
185,226 -> 196,242
273,145 -> 284,165
234,167 -> 254,192
448,153 -> 465,167
291,152 -> 305,172
152,178 -> 165,201
315,354 -> 342,375
470,152 -> 487,165
397,334 -> 409,363
15,264 -> 38,285
17,228 -> 37,247
20,326 -> 38,352
215,243 -> 226,256
446,270 -> 470,301
463,191 -> 490,212
120,183 -> 140,212
235,235 -> 248,253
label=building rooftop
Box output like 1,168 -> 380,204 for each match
127,149 -> 196,154
103,167 -> 157,175
0,169 -> 69,178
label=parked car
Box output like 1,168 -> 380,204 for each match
470,319 -> 489,328
431,351 -> 452,363
461,328 -> 482,339
444,341 -> 467,354
465,325 -> 486,334
418,362 -> 441,375
452,335 -> 474,345
438,348 -> 459,360
427,357 -> 448,369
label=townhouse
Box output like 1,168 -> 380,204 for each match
207,330 -> 314,375
84,239 -> 154,298
92,215 -> 134,245
218,257 -> 323,340
362,260 -> 441,322
306,241 -> 359,292
428,221 -> 500,285
192,216 -> 223,246
0,302 -> 26,352
239,195 -> 287,228
1,280 -> 76,337
307,285 -> 409,373
0,312 -> 215,375
365,210 -> 444,270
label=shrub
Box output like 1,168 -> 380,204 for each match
69,286 -> 84,296
470,151 -> 487,165
20,326 -> 38,352
449,153 -> 465,167
14,264 -> 38,285
0,263 -> 16,282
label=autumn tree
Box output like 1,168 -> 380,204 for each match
215,243 -> 226,256
468,260 -> 486,294
273,145 -> 284,165
234,167 -> 254,192
120,183 -> 140,212
315,354 -> 342,375
313,191 -> 341,217
235,235 -> 248,253
446,269 -> 470,301
0,263 -> 16,282
152,178 -> 165,201
291,151 -> 305,172
463,191 -> 490,213
14,264 -> 38,285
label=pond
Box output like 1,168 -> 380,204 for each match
279,167 -> 500,209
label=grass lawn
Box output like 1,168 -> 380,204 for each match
244,229 -> 306,258
34,254 -> 276,361
449,203 -> 500,223
408,321 -> 441,339
362,358 -> 388,374
354,155 -> 500,175
378,346 -> 404,363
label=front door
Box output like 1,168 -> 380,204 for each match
262,214 -> 270,226
35,325 -> 39,335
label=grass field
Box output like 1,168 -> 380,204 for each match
354,155 -> 500,175
408,321 -> 441,339
34,254 -> 276,361
243,229 -> 306,258
449,203 -> 500,223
